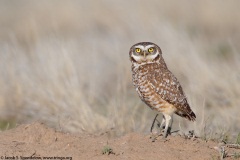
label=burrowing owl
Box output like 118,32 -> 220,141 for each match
129,42 -> 196,138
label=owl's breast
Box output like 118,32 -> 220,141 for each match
132,64 -> 171,113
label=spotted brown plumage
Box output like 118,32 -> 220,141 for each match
129,42 -> 196,138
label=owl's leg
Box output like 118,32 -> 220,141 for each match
168,115 -> 173,134
162,114 -> 172,138
159,115 -> 166,130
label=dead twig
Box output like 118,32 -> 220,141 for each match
226,144 -> 240,149
150,114 -> 159,133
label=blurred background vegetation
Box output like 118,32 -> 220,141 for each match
0,0 -> 239,141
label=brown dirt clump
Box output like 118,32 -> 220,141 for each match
0,123 -> 238,160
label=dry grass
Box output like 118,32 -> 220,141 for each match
0,0 -> 239,141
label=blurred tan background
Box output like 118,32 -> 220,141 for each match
0,0 -> 239,141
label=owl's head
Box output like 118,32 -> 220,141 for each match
129,42 -> 162,64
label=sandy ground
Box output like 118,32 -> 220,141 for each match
0,123 -> 238,160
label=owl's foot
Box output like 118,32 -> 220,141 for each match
150,128 -> 168,142
160,136 -> 169,142
163,127 -> 172,138
150,133 -> 169,142
150,133 -> 160,142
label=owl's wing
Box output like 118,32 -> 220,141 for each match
148,69 -> 196,121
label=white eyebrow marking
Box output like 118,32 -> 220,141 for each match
134,45 -> 145,50
134,45 -> 155,50
145,45 -> 155,49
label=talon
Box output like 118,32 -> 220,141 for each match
161,137 -> 169,142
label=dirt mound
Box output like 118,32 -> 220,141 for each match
0,123 -> 238,160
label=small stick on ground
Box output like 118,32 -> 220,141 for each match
150,114 -> 159,133
226,144 -> 240,149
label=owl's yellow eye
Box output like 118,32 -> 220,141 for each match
135,48 -> 141,53
148,47 -> 154,53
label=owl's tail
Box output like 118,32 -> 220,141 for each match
187,111 -> 196,121
176,110 -> 196,121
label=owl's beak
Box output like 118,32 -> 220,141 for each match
143,51 -> 146,58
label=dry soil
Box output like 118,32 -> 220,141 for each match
0,123 -> 239,160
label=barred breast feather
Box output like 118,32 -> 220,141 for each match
132,63 -> 196,121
